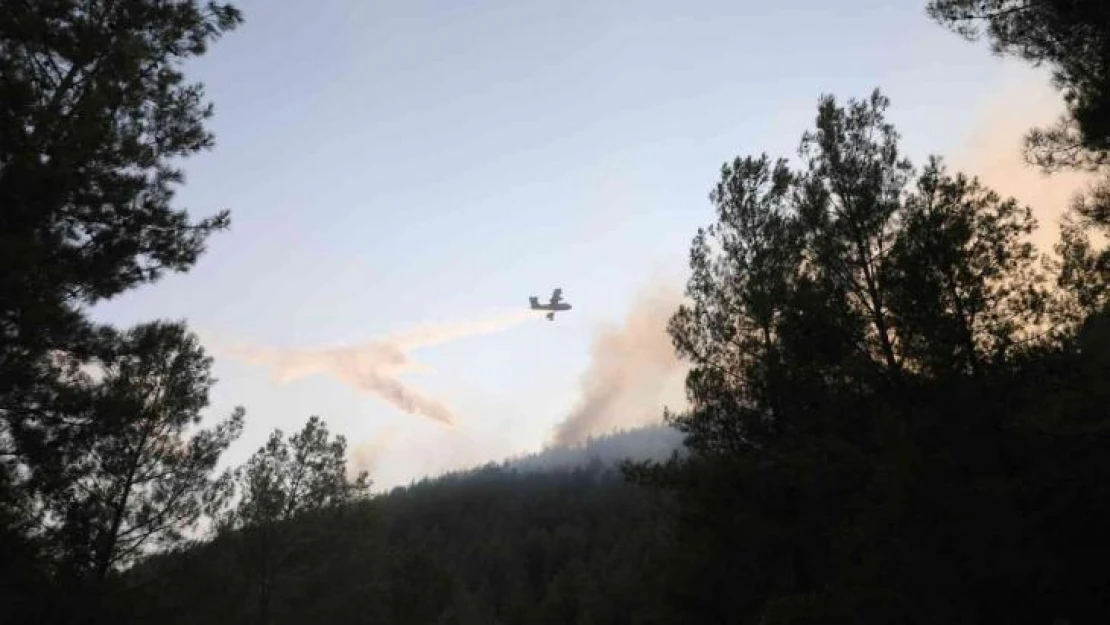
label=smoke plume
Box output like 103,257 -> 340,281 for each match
952,79 -> 1099,251
350,426 -> 400,479
209,309 -> 547,426
547,80 -> 1093,447
549,283 -> 690,447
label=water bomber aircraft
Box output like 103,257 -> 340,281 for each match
529,288 -> 572,321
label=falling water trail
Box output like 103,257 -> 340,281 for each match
206,309 -> 548,426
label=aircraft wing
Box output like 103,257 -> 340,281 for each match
550,288 -> 563,304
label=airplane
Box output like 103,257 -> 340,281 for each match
529,287 -> 572,321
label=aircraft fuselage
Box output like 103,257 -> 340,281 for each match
529,300 -> 571,312
529,292 -> 572,320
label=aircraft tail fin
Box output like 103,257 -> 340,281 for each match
529,296 -> 540,308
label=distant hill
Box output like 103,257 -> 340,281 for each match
125,429 -> 681,624
503,423 -> 685,473
386,423 -> 686,493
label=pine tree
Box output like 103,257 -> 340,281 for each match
224,416 -> 370,625
46,321 -> 243,625
0,3 -> 243,606
624,89 -> 1105,623
927,0 -> 1110,170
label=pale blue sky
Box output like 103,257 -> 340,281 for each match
90,0 -> 1051,489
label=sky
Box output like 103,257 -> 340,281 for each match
89,0 -> 1090,491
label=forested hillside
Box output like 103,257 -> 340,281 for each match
118,429 -> 676,625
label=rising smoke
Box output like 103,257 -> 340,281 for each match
350,426 -> 399,478
952,79 -> 1099,251
549,283 -> 690,447
209,309 -> 548,426
550,82 -> 1093,448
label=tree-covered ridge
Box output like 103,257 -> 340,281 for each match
119,430 -> 675,625
503,423 -> 682,474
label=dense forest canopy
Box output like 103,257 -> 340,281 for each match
623,85 -> 1110,624
1,1 -> 1109,624
122,447 -> 674,625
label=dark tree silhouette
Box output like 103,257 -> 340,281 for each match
927,0 -> 1110,171
625,89 -> 1110,624
116,430 -> 675,625
927,1 -> 1110,339
0,2 -> 242,621
0,0 -> 242,537
223,416 -> 370,625
45,321 -> 242,625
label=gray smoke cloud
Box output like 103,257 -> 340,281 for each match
209,309 -> 548,426
549,283 -> 690,447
